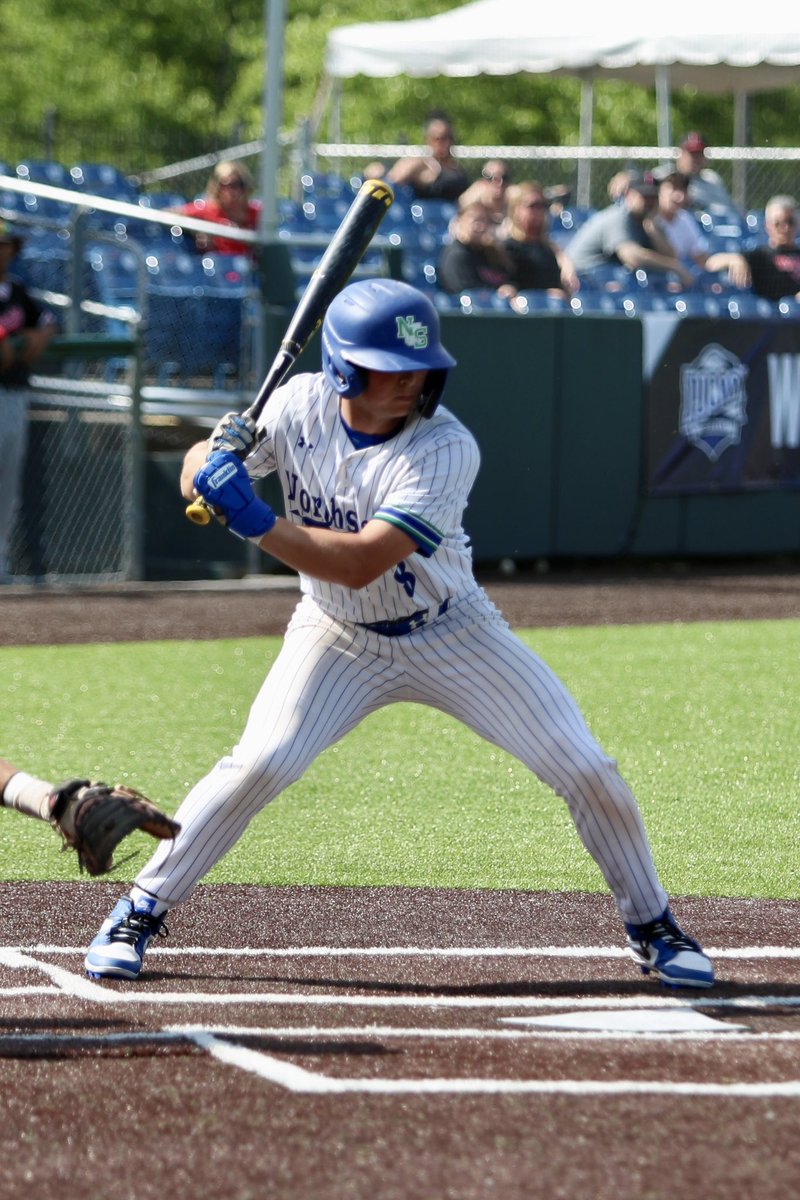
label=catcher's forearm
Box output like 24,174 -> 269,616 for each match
0,769 -> 54,821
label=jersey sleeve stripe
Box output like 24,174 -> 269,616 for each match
372,506 -> 442,557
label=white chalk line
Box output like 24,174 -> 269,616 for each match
8,944 -> 800,959
181,1031 -> 800,1097
3,947 -> 799,1098
3,948 -> 800,1012
165,1021 -> 800,1044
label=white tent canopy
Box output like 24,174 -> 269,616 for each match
325,0 -> 800,94
324,0 -> 800,204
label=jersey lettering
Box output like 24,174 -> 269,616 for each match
286,473 -> 360,532
394,560 -> 417,598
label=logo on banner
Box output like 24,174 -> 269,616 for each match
679,344 -> 749,461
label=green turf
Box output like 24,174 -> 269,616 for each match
2,620 -> 798,898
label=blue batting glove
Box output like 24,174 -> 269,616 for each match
193,452 -> 277,540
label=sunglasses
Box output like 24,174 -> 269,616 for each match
521,200 -> 547,209
482,170 -> 509,183
219,178 -> 245,190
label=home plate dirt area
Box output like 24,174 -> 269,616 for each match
2,564 -> 800,1199
1,883 -> 800,1200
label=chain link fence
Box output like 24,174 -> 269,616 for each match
10,390 -> 135,584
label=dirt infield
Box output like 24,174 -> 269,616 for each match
2,562 -> 799,1199
2,557 -> 800,645
2,883 -> 800,1200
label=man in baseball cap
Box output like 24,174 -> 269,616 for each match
566,167 -> 694,288
680,132 -> 707,154
675,133 -> 739,214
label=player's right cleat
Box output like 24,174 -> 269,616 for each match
84,895 -> 167,980
625,908 -> 714,989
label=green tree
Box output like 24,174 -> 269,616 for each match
1,0 -> 799,183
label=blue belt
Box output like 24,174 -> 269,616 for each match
359,599 -> 450,637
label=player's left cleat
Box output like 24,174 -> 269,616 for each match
625,908 -> 714,989
84,895 -> 167,980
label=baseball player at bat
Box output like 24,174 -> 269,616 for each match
85,278 -> 713,989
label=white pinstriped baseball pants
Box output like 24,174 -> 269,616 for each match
136,594 -> 669,925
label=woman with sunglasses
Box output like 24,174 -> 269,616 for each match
172,160 -> 261,255
457,160 -> 512,224
502,181 -> 578,297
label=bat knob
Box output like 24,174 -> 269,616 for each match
185,498 -> 212,526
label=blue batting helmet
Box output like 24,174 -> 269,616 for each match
321,278 -> 456,417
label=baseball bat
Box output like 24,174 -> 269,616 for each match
186,178 -> 395,525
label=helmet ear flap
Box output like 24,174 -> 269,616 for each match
324,347 -> 369,398
340,362 -> 371,400
418,369 -> 447,418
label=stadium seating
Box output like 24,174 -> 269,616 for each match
16,227 -> 73,295
12,160 -> 76,222
69,162 -> 140,202
87,244 -> 252,385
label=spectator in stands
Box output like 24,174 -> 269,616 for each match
705,195 -> 800,300
655,171 -> 709,269
566,171 -> 695,289
437,201 -> 516,298
458,160 -> 512,224
387,112 -> 470,202
0,221 -> 58,584
543,183 -> 572,217
607,169 -> 636,204
502,181 -> 578,297
172,160 -> 261,255
674,133 -> 739,215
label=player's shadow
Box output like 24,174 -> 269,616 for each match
222,975 -> 800,1002
228,1034 -> 397,1058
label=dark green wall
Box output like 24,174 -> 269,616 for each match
144,312 -> 800,577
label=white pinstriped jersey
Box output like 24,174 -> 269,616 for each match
246,372 -> 484,624
130,370 -> 674,935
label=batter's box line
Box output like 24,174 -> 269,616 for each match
4,950 -> 800,1015
177,1029 -> 800,1098
10,944 -> 800,959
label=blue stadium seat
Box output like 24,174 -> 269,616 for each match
571,291 -> 638,316
673,294 -> 725,317
16,228 -> 73,294
298,172 -> 360,200
512,291 -> 570,314
87,245 -> 250,385
576,263 -> 633,291
744,210 -> 766,238
13,159 -> 76,222
69,162 -> 140,202
697,209 -> 746,239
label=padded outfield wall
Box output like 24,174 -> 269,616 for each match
141,310 -> 800,578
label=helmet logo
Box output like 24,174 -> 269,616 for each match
396,315 -> 429,350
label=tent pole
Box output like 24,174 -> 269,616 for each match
655,64 -> 671,154
733,91 -> 749,212
577,74 -> 594,207
259,0 -> 285,240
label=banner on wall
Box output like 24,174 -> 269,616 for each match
643,315 -> 800,495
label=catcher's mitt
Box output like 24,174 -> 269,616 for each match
49,779 -> 181,876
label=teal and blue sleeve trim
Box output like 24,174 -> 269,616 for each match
372,506 -> 443,557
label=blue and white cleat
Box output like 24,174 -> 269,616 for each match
84,895 -> 167,980
625,908 -> 714,989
